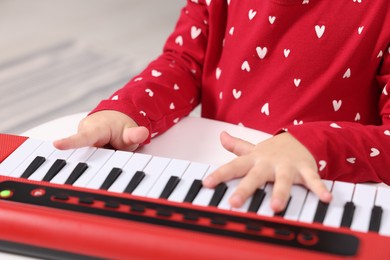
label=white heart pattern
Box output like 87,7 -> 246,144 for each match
330,123 -> 341,128
261,103 -> 270,116
248,9 -> 257,20
152,70 -> 162,77
294,78 -> 301,87
333,100 -> 342,111
358,26 -> 364,35
284,49 -> 290,58
233,89 -> 242,99
343,68 -> 351,79
269,16 -> 276,24
145,89 -> 154,97
319,160 -> 327,171
191,26 -> 202,39
111,95 -> 119,100
216,67 -> 222,79
370,148 -> 380,157
384,130 -> 390,136
229,27 -> 234,35
174,84 -> 180,90
355,113 -> 361,121
175,35 -> 183,46
346,158 -> 356,164
241,61 -> 251,72
169,102 -> 175,110
315,25 -> 325,38
256,46 -> 267,59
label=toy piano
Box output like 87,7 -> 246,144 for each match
0,133 -> 389,259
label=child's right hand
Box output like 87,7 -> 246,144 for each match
53,110 -> 149,151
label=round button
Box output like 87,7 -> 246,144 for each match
31,188 -> 46,197
297,231 -> 319,246
0,189 -> 13,198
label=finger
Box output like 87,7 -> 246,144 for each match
53,130 -> 103,150
203,156 -> 253,188
271,166 -> 295,213
220,131 -> 254,156
300,168 -> 332,203
116,126 -> 150,151
229,164 -> 271,208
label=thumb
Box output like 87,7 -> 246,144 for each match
220,131 -> 254,156
121,126 -> 150,151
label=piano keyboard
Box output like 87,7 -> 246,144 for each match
0,134 -> 389,259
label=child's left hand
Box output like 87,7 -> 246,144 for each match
202,131 -> 332,213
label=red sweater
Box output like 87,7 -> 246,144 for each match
92,0 -> 390,184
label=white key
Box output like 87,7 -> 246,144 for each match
299,180 -> 333,223
168,162 -> 209,202
192,166 -> 218,207
86,151 -> 133,189
283,185 -> 308,221
147,159 -> 190,198
28,148 -> 75,181
350,184 -> 377,233
72,148 -> 115,187
257,183 -> 274,217
108,153 -> 152,193
131,156 -> 171,197
232,193 -> 253,213
323,181 -> 354,228
218,179 -> 240,210
376,186 -> 390,236
9,141 -> 56,178
50,147 -> 96,184
0,138 -> 43,176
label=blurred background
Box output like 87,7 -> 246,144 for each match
0,0 -> 183,134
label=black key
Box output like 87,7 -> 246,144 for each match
183,179 -> 203,203
209,183 -> 227,207
123,171 -> 145,194
42,159 -> 66,182
274,196 -> 291,217
247,188 -> 266,213
313,201 -> 329,223
100,167 -> 123,190
159,176 -> 180,199
65,162 -> 88,185
340,201 -> 356,227
369,205 -> 383,232
20,156 -> 46,179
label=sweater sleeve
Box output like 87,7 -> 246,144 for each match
90,0 -> 210,143
286,44 -> 390,185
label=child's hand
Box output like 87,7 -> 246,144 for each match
203,131 -> 332,213
54,110 -> 149,151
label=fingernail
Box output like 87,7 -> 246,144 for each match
271,198 -> 284,212
203,176 -> 214,187
322,191 -> 332,202
230,194 -> 243,208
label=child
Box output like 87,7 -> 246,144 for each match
54,0 -> 390,213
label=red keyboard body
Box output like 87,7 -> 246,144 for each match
0,133 -> 389,259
